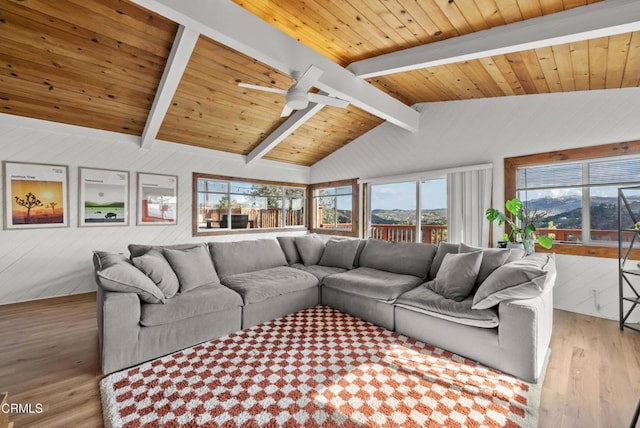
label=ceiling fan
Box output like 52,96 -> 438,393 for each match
238,65 -> 349,117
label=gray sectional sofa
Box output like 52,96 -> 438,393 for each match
93,236 -> 556,383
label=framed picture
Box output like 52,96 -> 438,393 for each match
78,167 -> 129,227
3,161 -> 69,230
137,172 -> 178,225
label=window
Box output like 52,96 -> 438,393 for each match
309,179 -> 358,237
421,178 -> 448,243
370,181 -> 417,242
505,141 -> 640,258
366,178 -> 447,243
193,173 -> 305,235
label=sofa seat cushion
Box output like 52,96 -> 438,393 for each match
140,286 -> 243,327
292,263 -> 347,281
322,267 -> 423,302
221,266 -> 319,304
395,286 -> 499,328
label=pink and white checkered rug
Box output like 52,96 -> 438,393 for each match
101,306 -> 541,427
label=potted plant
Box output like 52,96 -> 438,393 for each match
486,198 -> 553,254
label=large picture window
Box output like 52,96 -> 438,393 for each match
505,141 -> 640,258
309,179 -> 358,237
193,173 -> 305,236
366,178 -> 447,244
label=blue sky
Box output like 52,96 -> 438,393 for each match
371,179 -> 447,210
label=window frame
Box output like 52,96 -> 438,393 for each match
308,179 -> 359,237
504,140 -> 640,258
192,172 -> 307,236
364,176 -> 448,244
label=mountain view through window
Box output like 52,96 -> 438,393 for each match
369,179 -> 447,244
517,157 -> 640,244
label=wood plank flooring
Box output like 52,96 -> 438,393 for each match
0,293 -> 639,427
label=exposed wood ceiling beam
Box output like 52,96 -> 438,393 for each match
246,103 -> 325,164
129,0 -> 419,134
348,0 -> 640,78
140,25 -> 199,149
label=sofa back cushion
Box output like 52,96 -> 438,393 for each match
295,234 -> 326,266
209,239 -> 287,279
358,239 -> 437,279
318,238 -> 361,269
128,243 -> 202,258
459,243 -> 512,285
277,236 -> 301,265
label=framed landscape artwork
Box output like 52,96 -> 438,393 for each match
3,161 -> 69,230
137,172 -> 178,225
79,167 -> 129,227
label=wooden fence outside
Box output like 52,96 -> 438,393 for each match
202,208 -> 304,228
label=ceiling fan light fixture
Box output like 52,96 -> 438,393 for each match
285,89 -> 309,110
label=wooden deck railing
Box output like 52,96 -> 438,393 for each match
535,228 -> 635,243
201,208 -> 303,228
369,224 -> 447,244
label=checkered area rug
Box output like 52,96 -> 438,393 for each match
101,306 -> 541,427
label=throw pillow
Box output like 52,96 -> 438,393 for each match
318,238 -> 361,269
163,244 -> 221,293
459,243 -> 511,284
472,253 -> 556,310
295,234 -> 326,266
276,236 -> 301,265
93,251 -> 165,304
428,242 -> 459,279
132,250 -> 180,299
425,251 -> 483,302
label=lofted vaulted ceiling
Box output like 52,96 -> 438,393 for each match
1,0 -> 639,166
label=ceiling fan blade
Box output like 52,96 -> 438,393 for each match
238,82 -> 287,95
308,93 -> 349,109
280,105 -> 293,117
293,65 -> 323,92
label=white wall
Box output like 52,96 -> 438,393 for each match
311,87 -> 640,321
0,115 -> 309,305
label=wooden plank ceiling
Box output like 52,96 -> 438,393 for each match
0,0 -> 176,135
1,0 -> 639,166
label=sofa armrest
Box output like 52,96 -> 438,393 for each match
497,285 -> 553,382
97,287 -> 141,374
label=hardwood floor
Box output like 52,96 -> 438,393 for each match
0,293 -> 639,427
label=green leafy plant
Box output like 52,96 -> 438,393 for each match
486,198 -> 553,249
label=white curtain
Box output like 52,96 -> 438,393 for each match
447,168 -> 493,247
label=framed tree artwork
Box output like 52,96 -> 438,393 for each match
79,167 -> 129,227
3,161 -> 69,230
137,172 -> 178,225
